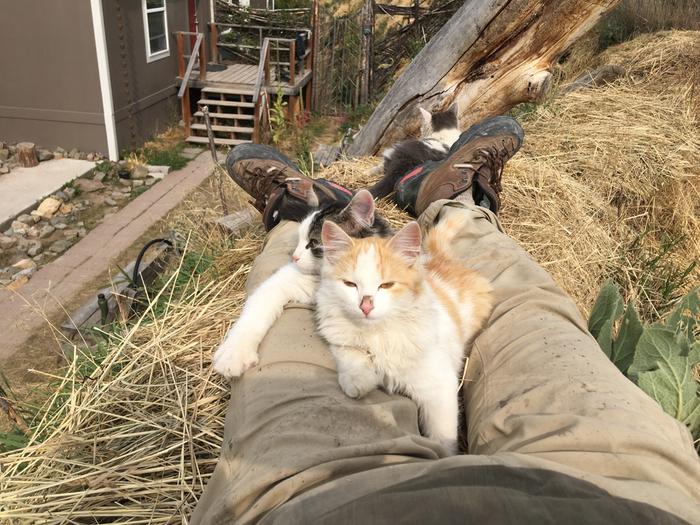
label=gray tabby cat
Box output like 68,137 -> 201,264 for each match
213,190 -> 391,378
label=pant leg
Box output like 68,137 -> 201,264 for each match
418,200 -> 700,510
191,221 -> 443,525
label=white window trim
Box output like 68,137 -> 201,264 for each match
142,0 -> 170,63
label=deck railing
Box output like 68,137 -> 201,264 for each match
175,31 -> 207,137
209,22 -> 312,77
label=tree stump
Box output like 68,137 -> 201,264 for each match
17,142 -> 39,168
348,0 -> 621,157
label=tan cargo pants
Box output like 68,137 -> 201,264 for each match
192,200 -> 700,524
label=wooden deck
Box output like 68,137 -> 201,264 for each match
182,63 -> 313,95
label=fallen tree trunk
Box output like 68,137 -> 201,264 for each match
347,0 -> 620,157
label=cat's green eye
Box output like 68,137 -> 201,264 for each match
379,282 -> 395,289
343,280 -> 357,288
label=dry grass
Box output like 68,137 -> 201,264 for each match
0,31 -> 699,522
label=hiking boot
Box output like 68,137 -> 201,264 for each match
394,116 -> 524,216
226,144 -> 353,230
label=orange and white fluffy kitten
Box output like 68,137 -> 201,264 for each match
316,215 -> 492,454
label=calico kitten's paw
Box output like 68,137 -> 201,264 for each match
212,339 -> 259,378
338,370 -> 377,399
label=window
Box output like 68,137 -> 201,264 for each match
142,0 -> 170,62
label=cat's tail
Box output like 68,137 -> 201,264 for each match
423,212 -> 470,260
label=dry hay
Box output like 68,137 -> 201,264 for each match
1,31 -> 699,523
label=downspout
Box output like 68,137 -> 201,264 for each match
90,0 -> 119,161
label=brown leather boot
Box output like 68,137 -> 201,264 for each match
226,144 -> 352,230
394,116 -> 524,216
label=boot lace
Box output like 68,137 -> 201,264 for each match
248,165 -> 290,210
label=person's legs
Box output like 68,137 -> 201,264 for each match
194,127 -> 700,524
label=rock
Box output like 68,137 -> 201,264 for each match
7,274 -> 30,290
147,165 -> 170,179
77,228 -> 87,238
87,153 -> 95,161
11,221 -> 29,235
59,203 -> 73,214
105,197 -> 117,206
35,197 -> 62,219
111,191 -> 126,200
0,166 -> 9,174
53,190 -> 69,201
63,187 -> 76,200
0,149 -> 9,162
131,164 -> 149,179
26,240 -> 43,257
132,180 -> 144,187
0,235 -> 17,250
145,178 -> 157,186
119,178 -> 132,187
38,224 -> 55,238
63,229 -> 80,240
54,152 -> 64,160
32,253 -> 47,265
50,216 -> 67,227
54,223 -> 67,230
37,149 -> 54,162
68,148 -> 80,159
49,239 -> 73,254
16,214 -> 36,225
12,258 -> 36,271
93,171 -> 106,183
16,238 -> 30,252
25,226 -> 40,238
74,178 -> 104,193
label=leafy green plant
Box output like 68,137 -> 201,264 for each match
589,280 -> 700,444
270,88 -> 288,145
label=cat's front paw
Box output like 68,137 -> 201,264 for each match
338,370 -> 377,399
212,338 -> 259,379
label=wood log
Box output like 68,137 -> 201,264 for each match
347,0 -> 620,157
17,142 -> 39,168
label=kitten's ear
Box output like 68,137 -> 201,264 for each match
322,221 -> 353,263
419,106 -> 432,126
345,189 -> 375,227
447,101 -> 459,116
389,221 -> 422,265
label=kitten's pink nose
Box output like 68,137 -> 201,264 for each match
360,296 -> 374,316
292,255 -> 300,263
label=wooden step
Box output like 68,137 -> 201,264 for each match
194,111 -> 253,119
202,87 -> 254,96
198,100 -> 257,113
194,108 -> 254,119
191,123 -> 254,134
185,136 -> 251,146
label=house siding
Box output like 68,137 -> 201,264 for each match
102,0 -> 210,152
0,1 -> 108,153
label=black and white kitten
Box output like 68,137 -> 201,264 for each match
369,103 -> 461,199
213,190 -> 391,378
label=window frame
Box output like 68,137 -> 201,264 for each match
142,0 -> 170,63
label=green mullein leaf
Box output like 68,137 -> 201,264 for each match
588,279 -> 624,340
611,303 -> 643,374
